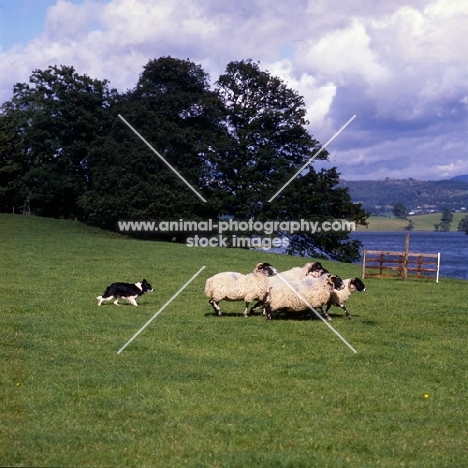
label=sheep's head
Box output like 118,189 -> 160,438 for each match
255,262 -> 278,276
350,277 -> 366,292
306,262 -> 329,277
330,274 -> 345,290
324,275 -> 335,291
323,273 -> 344,291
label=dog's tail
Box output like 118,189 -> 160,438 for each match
99,286 -> 113,299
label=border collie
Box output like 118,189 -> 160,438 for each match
97,279 -> 154,307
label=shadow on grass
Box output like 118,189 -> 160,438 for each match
203,311 -> 248,318
360,319 -> 378,325
264,311 -> 362,321
203,309 -> 363,321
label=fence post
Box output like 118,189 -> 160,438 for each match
398,254 -> 403,277
403,233 -> 409,280
362,250 -> 366,279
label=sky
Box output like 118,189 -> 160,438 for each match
0,0 -> 467,181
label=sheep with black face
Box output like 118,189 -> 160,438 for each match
204,262 -> 278,317
250,261 -> 328,315
322,277 -> 366,320
265,273 -> 345,320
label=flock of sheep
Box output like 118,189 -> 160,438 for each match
204,261 -> 366,321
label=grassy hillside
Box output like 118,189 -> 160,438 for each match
355,216 -> 409,231
409,212 -> 467,231
1,214 -> 467,467
357,212 -> 467,232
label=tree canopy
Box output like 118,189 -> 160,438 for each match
393,202 -> 407,219
434,206 -> 453,232
81,57 -> 224,231
0,65 -> 116,217
0,57 -> 368,261
457,215 -> 468,234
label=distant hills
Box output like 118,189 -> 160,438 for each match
450,174 -> 468,183
340,176 -> 468,216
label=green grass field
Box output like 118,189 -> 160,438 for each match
357,212 -> 468,232
1,214 -> 467,467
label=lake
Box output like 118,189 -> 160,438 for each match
350,231 -> 468,280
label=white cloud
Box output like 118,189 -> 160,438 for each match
267,59 -> 336,133
297,19 -> 390,87
44,0 -> 103,41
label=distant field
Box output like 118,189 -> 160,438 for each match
355,216 -> 408,231
1,214 -> 467,467
357,212 -> 468,232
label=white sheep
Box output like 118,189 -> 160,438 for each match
275,261 -> 328,282
250,261 -> 328,315
204,262 -> 278,317
265,273 -> 345,320
322,277 -> 366,320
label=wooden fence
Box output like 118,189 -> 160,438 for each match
361,234 -> 441,282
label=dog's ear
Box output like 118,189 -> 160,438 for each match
142,279 -> 147,283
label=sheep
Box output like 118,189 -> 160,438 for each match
322,277 -> 366,320
249,262 -> 328,315
268,262 -> 329,290
204,262 -> 278,317
275,261 -> 328,282
265,273 -> 345,321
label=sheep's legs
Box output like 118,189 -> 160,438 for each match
261,289 -> 271,317
249,300 -> 263,315
265,304 -> 276,320
341,305 -> 352,319
318,306 -> 332,321
325,303 -> 352,320
243,302 -> 250,317
209,299 -> 223,316
250,301 -> 268,316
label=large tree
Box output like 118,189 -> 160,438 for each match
0,101 -> 28,213
212,59 -> 325,219
82,57 -> 225,233
0,65 -> 116,218
211,59 -> 367,261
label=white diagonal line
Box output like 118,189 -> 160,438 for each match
117,266 -> 206,354
118,114 -> 207,203
268,115 -> 356,202
273,273 -> 357,353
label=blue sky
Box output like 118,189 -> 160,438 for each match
1,1 -> 47,50
0,0 -> 83,50
0,0 -> 467,181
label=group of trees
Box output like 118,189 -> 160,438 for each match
458,215 -> 468,234
0,57 -> 368,261
394,202 -> 468,234
434,207 -> 454,232
436,209 -> 468,235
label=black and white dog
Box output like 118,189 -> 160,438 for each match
97,279 -> 154,307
